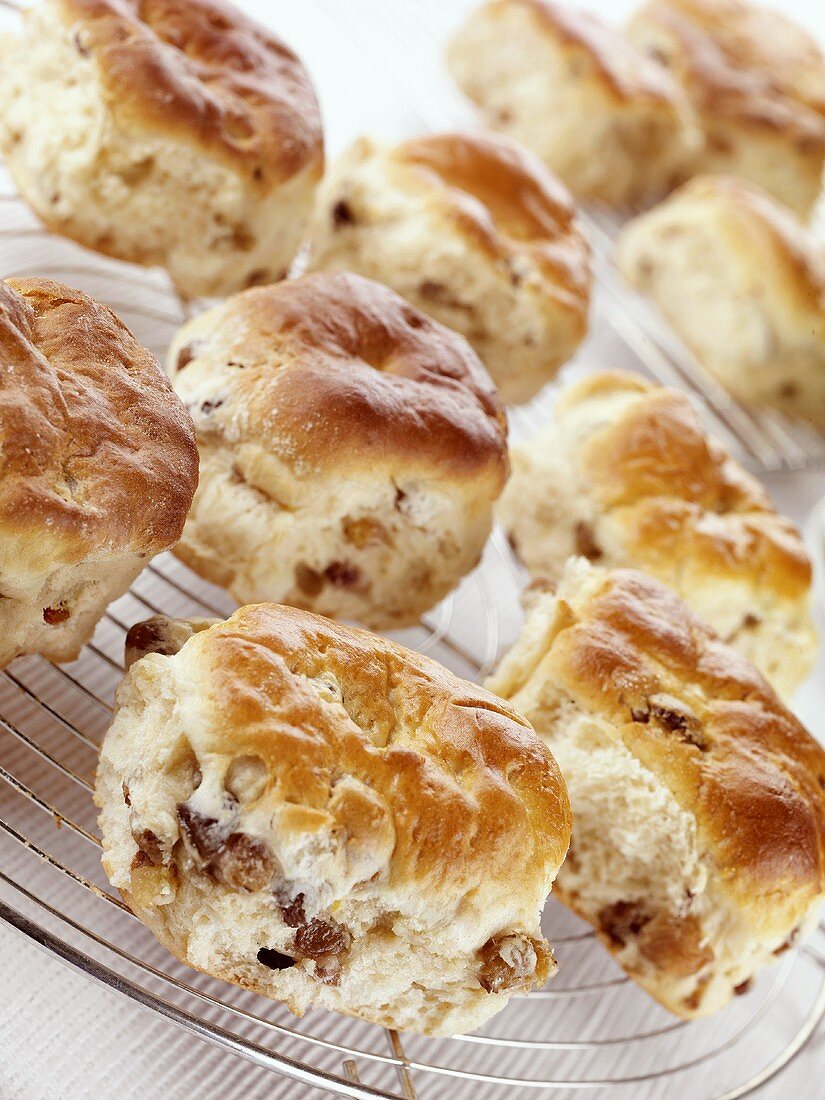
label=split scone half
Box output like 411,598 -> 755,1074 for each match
616,176 -> 825,429
488,560 -> 825,1018
447,0 -> 700,207
305,131 -> 591,404
95,605 -> 572,1036
627,0 -> 825,218
497,370 -> 817,698
0,0 -> 324,297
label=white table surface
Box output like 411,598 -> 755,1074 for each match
2,2 -> 825,1098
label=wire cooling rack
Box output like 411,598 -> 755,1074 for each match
2,2 -> 825,1098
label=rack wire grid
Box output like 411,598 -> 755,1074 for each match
2,1 -> 825,1098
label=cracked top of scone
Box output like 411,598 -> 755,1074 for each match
628,0 -> 825,141
51,0 -> 323,189
0,277 -> 198,568
491,562 -> 825,931
390,131 -> 591,309
168,271 -> 509,485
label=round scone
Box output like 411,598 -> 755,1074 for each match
0,0 -> 324,298
488,559 -> 825,1018
167,272 -> 509,628
305,131 -> 591,404
498,371 -> 817,697
627,0 -> 825,217
616,177 -> 825,428
0,278 -> 198,667
447,0 -> 700,207
95,605 -> 572,1036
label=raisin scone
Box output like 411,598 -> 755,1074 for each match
0,0 -> 324,297
96,605 -> 572,1036
616,177 -> 825,428
487,560 -> 825,1018
627,0 -> 825,217
498,371 -> 817,697
305,131 -> 591,403
0,278 -> 197,667
447,0 -> 700,207
167,272 -> 509,629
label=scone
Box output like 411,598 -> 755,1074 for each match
305,132 -> 591,404
498,371 -> 817,698
627,0 -> 825,217
0,0 -> 324,298
616,177 -> 825,428
168,272 -> 509,628
95,604 -> 572,1036
488,560 -> 825,1018
447,0 -> 700,207
0,278 -> 198,666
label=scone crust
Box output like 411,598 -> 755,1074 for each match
54,0 -> 323,189
392,131 -> 591,315
96,605 -> 571,1034
0,277 -> 198,564
169,271 -> 508,483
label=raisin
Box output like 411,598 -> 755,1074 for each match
276,890 -> 307,929
257,947 -> 295,971
332,200 -> 355,227
477,933 -> 549,994
217,832 -> 274,891
175,343 -> 199,372
295,563 -> 324,597
132,829 -> 163,867
43,605 -> 70,625
573,520 -> 602,562
177,803 -> 226,862
294,918 -> 350,959
324,562 -> 360,588
598,900 -> 650,946
734,978 -> 753,996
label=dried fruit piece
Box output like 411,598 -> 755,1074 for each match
477,933 -> 550,994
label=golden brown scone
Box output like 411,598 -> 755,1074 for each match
0,0 -> 324,297
616,177 -> 825,428
0,278 -> 198,666
305,131 -> 591,403
95,604 -> 572,1036
447,0 -> 700,206
627,0 -> 825,216
167,272 -> 509,628
498,371 -> 817,698
488,559 -> 825,1018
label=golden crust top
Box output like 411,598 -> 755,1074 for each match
170,271 -> 509,485
558,370 -> 813,599
519,567 -> 825,925
393,131 -> 591,313
55,0 -> 324,188
157,602 -> 572,905
497,0 -> 689,105
629,0 -> 825,143
0,277 -> 198,564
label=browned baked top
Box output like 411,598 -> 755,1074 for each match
565,371 -> 812,599
0,278 -> 198,563
548,568 -> 825,923
174,272 -> 509,484
56,0 -> 323,188
509,0 -> 687,103
395,131 -> 591,310
194,602 -> 572,897
630,0 -> 825,142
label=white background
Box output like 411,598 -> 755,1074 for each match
2,2 -> 825,1098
